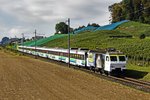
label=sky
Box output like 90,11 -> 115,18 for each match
0,0 -> 122,40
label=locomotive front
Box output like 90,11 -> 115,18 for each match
104,52 -> 127,73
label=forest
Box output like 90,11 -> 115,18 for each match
109,0 -> 150,24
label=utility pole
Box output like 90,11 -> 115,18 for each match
35,29 -> 37,59
68,18 -> 70,67
22,33 -> 24,55
33,29 -> 45,59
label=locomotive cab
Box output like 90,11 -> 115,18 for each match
104,53 -> 126,72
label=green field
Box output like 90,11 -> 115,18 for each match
116,21 -> 150,37
127,62 -> 150,81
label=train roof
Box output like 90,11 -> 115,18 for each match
18,46 -> 86,55
89,48 -> 124,55
89,50 -> 106,54
107,51 -> 124,55
18,46 -> 125,55
70,48 -> 89,51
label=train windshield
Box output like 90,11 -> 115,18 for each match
110,56 -> 117,61
119,56 -> 126,61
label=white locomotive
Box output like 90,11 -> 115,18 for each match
18,46 -> 127,75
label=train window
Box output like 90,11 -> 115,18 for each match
106,56 -> 109,61
110,56 -> 117,61
43,50 -> 47,53
80,55 -> 84,60
119,56 -> 126,61
65,53 -> 67,57
59,53 -> 84,60
76,54 -> 78,59
70,54 -> 72,58
63,53 -> 65,56
75,54 -> 77,59
60,53 -> 63,56
74,54 -> 76,59
79,55 -> 81,59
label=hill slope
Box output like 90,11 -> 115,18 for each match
42,22 -> 150,61
116,21 -> 150,37
24,34 -> 67,46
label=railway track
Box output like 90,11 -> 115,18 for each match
6,48 -> 150,93
124,77 -> 150,86
108,76 -> 150,93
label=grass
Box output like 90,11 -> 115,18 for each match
116,21 -> 150,37
127,62 -> 150,81
24,34 -> 67,46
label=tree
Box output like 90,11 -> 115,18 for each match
55,22 -> 68,34
87,23 -> 91,27
109,3 -> 125,23
55,22 -> 73,34
87,23 -> 100,27
1,37 -> 9,45
91,23 -> 100,27
123,0 -> 134,20
109,0 -> 150,24
141,0 -> 150,24
139,34 -> 146,39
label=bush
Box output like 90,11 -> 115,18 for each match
139,34 -> 146,39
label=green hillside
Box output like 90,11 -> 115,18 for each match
42,21 -> 150,61
116,21 -> 150,37
23,34 -> 67,46
43,30 -> 150,60
41,21 -> 150,81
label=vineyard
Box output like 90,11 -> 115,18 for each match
42,21 -> 150,66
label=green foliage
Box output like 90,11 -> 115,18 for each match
55,22 -> 68,34
116,21 -> 150,37
74,25 -> 85,31
127,63 -> 150,81
92,23 -> 100,27
139,34 -> 146,39
109,3 -> 125,22
74,23 -> 100,31
87,23 -> 100,27
109,0 -> 150,24
24,34 -> 67,46
55,22 -> 73,34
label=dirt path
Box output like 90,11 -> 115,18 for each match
0,51 -> 149,100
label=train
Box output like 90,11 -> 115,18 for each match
18,46 -> 127,75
